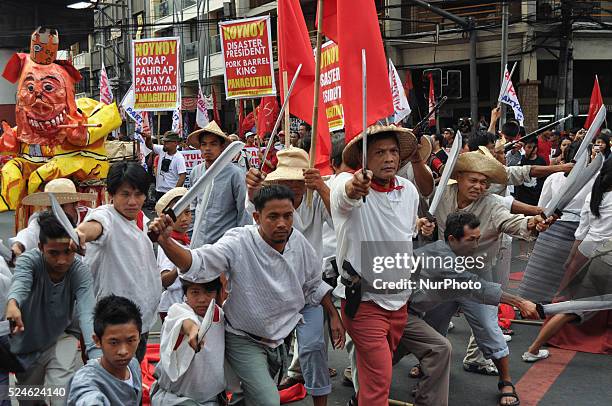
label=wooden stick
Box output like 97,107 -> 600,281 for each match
307,0 -> 325,207
509,319 -> 544,326
157,113 -> 162,144
283,70 -> 290,147
389,399 -> 413,406
57,123 -> 102,128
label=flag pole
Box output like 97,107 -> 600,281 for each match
307,0 -> 325,207
283,71 -> 290,147
361,49 -> 367,203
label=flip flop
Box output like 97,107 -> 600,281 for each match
498,380 -> 520,406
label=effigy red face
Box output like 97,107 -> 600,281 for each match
14,58 -> 84,146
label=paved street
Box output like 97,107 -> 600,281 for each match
1,211 -> 610,406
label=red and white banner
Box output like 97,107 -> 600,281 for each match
196,81 -> 210,128
99,60 -> 113,105
428,73 -> 436,127
219,16 -> 276,99
180,150 -> 204,188
243,146 -> 261,168
320,41 -> 344,131
388,59 -> 411,124
132,37 -> 180,111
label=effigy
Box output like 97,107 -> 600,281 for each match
0,27 -> 122,213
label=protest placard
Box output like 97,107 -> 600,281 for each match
132,37 -> 180,111
219,16 -> 276,99
319,41 -> 344,131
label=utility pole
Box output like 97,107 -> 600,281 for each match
407,0 -> 478,131
555,0 -> 571,129
499,0 -> 509,128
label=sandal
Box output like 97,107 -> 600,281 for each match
497,380 -> 520,406
409,363 -> 423,378
329,367 -> 337,378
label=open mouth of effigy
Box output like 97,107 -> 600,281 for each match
27,109 -> 67,130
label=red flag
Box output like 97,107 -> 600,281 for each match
278,0 -> 331,173
238,100 -> 245,138
428,73 -> 436,128
256,96 -> 279,139
212,87 -> 221,125
241,111 -> 256,136
319,0 -> 393,141
584,75 -> 603,129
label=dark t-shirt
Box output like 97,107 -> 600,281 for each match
513,155 -> 547,206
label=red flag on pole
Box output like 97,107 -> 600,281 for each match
428,73 -> 436,128
584,75 -> 603,129
278,0 -> 331,172
319,0 -> 393,141
212,87 -> 221,125
256,96 -> 279,139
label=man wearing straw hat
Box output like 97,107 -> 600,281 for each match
144,131 -> 187,202
186,121 -> 250,248
420,151 -> 554,406
330,124 -> 434,406
245,147 -> 334,404
10,178 -> 96,258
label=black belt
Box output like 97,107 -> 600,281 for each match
225,316 -> 277,345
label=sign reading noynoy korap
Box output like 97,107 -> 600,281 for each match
132,37 -> 180,111
320,41 -> 344,131
219,16 -> 276,99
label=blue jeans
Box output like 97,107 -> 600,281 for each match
424,298 -> 509,360
295,305 -> 331,396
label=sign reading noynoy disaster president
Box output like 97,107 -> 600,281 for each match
219,16 -> 276,99
132,37 -> 180,111
319,41 -> 344,131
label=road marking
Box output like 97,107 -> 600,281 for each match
514,347 -> 576,406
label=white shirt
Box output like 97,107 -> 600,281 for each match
575,192 -> 612,257
186,225 -> 331,346
331,173 -> 419,311
538,172 -> 596,222
153,145 -> 187,193
84,205 -> 162,332
157,238 -> 187,313
155,302 -> 225,403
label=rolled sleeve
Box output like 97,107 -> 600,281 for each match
84,207 -> 112,245
506,165 -> 532,186
305,280 -> 332,306
490,198 -> 534,240
331,173 -> 363,214
185,229 -> 237,281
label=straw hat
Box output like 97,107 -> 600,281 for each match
21,178 -> 96,206
155,187 -> 188,216
186,121 -> 229,148
264,147 -> 309,183
451,151 -> 507,185
342,125 -> 418,170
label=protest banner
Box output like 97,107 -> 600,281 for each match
132,37 -> 180,111
219,16 -> 276,99
319,41 -> 344,131
180,150 -> 204,188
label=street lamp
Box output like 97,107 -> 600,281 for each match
67,1 -> 94,9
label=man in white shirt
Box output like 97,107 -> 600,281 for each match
145,131 -> 187,201
75,161 -> 162,362
331,125 -> 433,406
149,184 -> 345,406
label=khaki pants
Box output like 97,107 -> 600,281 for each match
15,333 -> 79,406
393,313 -> 452,406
